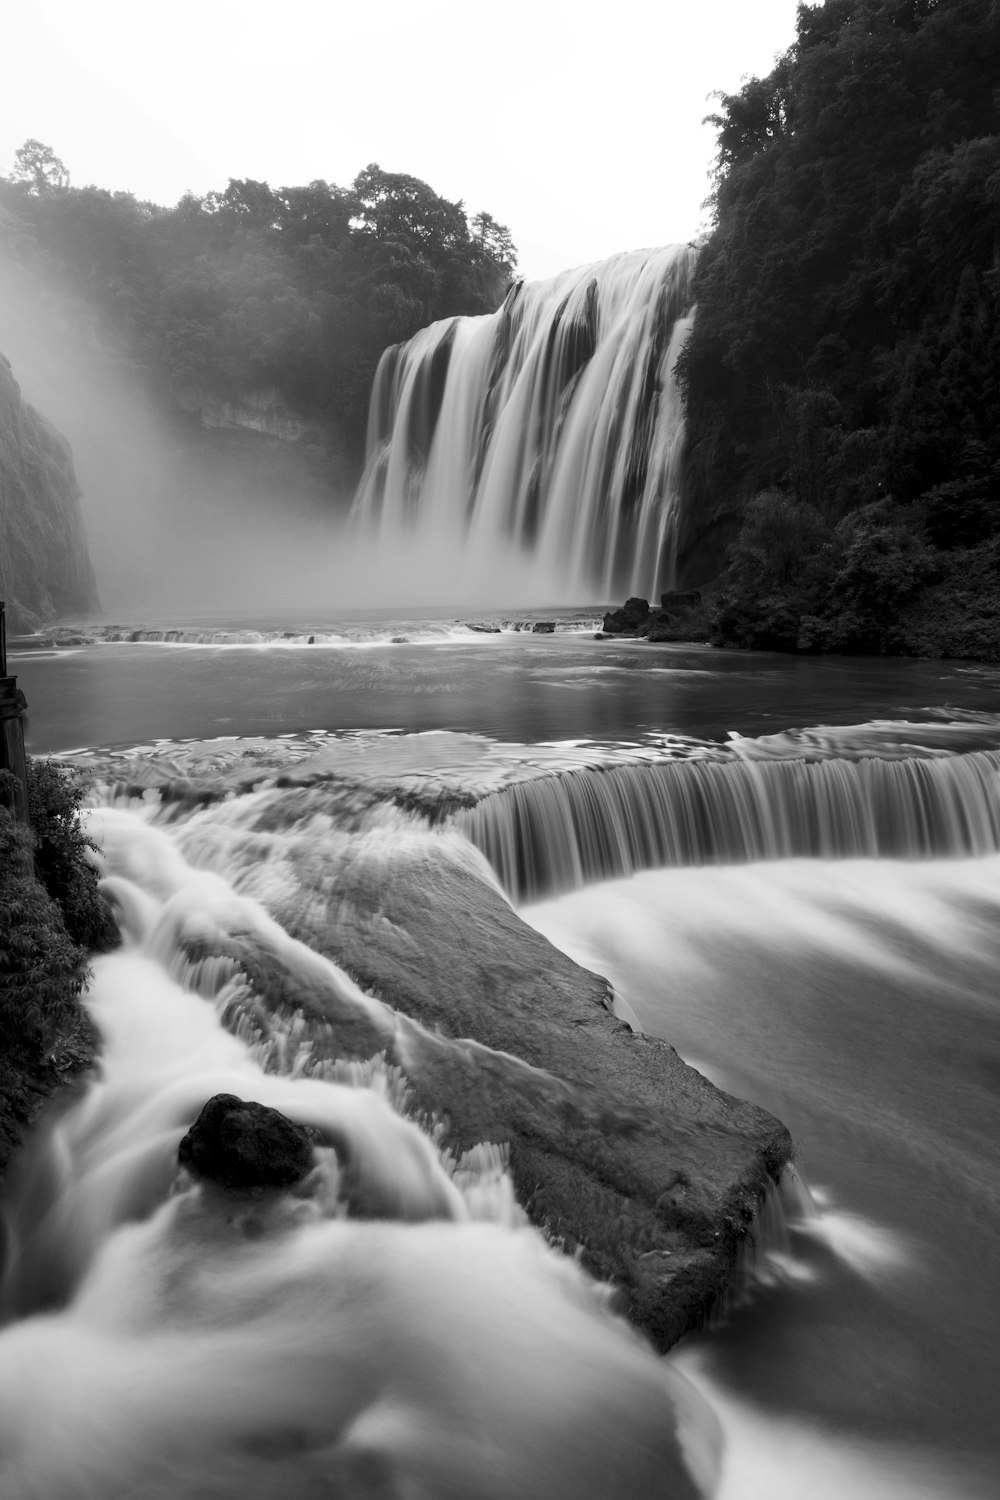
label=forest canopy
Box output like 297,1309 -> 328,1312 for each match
677,0 -> 1000,658
0,156 -> 517,463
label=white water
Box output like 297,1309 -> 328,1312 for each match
352,246 -> 696,601
0,798 -> 718,1500
43,618 -> 602,649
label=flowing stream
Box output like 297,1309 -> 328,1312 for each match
3,621 -> 1000,1497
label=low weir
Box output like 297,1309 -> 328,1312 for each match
456,747 -> 1000,900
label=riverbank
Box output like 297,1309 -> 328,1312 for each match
601,563 -> 1000,663
0,1012 -> 96,1178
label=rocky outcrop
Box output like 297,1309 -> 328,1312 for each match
288,838 -> 793,1351
603,596 -> 651,633
175,385 -> 307,442
600,592 -> 711,644
0,354 -> 98,631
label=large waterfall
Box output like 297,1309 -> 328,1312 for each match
351,246 -> 696,602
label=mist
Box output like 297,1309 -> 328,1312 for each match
0,255 -> 364,618
0,255 -> 583,620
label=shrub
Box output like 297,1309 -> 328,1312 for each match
25,759 -> 118,951
0,806 -> 88,1069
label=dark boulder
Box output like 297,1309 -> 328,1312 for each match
602,597 -> 650,633
624,597 -> 651,623
531,620 -> 556,633
178,1093 -> 316,1192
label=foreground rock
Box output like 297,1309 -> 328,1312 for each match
313,851 -> 791,1348
178,1094 -> 316,1192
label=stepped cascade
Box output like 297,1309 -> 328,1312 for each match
456,747 -> 1000,901
351,246 -> 696,601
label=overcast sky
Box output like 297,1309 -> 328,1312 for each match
1,0 -> 799,280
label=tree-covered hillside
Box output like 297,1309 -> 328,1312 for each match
0,149 -> 516,471
677,0 -> 1000,658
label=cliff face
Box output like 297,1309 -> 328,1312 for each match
176,384 -> 308,442
0,353 -> 98,631
172,384 -> 359,509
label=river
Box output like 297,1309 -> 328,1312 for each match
3,612 -> 999,1499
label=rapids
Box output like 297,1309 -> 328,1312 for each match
0,796 -> 717,1500
5,622 -> 1000,1498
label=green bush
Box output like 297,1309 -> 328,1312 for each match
0,806 -> 88,1068
25,759 -> 118,952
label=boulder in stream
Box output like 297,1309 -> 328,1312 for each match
178,1093 -> 316,1192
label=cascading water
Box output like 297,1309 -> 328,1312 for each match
0,796 -> 719,1500
351,246 -> 696,602
457,746 -> 1000,900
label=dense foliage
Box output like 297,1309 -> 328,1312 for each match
25,758 -> 118,951
0,804 -> 86,1066
678,0 -> 1000,657
0,761 -> 114,1153
0,155 -> 517,464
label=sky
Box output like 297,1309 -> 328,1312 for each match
1,0 -> 801,282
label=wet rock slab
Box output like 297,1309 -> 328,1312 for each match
280,834 -> 793,1352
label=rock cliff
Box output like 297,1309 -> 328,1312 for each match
0,353 -> 98,631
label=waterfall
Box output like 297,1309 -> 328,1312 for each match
456,748 -> 1000,900
351,246 -> 696,602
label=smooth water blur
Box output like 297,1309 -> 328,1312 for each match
8,612 -> 1000,1498
354,247 -> 696,601
16,610 -> 1000,754
527,857 -> 1000,1496
0,798 -> 716,1500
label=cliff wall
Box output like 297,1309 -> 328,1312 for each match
0,353 -> 98,630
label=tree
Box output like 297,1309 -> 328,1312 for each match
470,210 -> 518,272
682,0 -> 1000,658
10,139 -> 69,193
0,152 -> 518,462
351,163 -> 468,249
